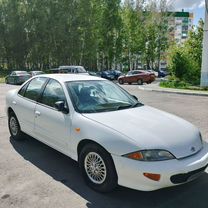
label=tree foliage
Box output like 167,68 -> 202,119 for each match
0,0 -> 170,71
168,19 -> 204,85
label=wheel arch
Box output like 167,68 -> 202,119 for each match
77,139 -> 109,160
7,107 -> 15,116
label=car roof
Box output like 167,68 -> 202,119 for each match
14,71 -> 28,73
30,71 -> 43,72
59,65 -> 84,69
35,74 -> 105,82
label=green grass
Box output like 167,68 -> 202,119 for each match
0,77 -> 5,83
160,80 -> 208,91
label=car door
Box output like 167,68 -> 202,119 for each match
14,77 -> 48,135
34,79 -> 71,152
125,71 -> 133,82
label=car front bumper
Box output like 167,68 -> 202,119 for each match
112,142 -> 208,191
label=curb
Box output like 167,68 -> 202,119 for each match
138,86 -> 208,97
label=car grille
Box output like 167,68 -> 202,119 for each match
170,165 -> 208,184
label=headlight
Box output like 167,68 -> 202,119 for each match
123,150 -> 175,161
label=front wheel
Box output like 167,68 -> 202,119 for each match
118,79 -> 124,85
8,112 -> 24,140
79,143 -> 118,192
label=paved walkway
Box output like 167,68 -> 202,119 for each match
138,81 -> 208,97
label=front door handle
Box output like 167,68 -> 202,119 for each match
35,111 -> 41,116
12,101 -> 17,105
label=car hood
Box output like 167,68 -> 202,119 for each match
83,106 -> 202,159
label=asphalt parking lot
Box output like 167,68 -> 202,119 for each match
0,83 -> 208,208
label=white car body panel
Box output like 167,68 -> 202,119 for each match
84,106 -> 202,159
5,74 -> 208,191
113,142 -> 208,191
34,103 -> 71,152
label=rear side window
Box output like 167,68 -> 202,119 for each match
18,83 -> 29,96
24,77 -> 47,101
40,79 -> 66,108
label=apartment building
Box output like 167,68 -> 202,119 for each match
168,10 -> 194,44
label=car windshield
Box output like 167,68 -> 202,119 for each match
66,80 -> 143,113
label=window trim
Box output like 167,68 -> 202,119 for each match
38,78 -> 69,112
17,77 -> 49,103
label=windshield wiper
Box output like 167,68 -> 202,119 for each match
116,104 -> 133,110
131,102 -> 144,108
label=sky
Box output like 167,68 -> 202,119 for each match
169,0 -> 206,25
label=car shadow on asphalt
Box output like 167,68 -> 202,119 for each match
10,136 -> 208,208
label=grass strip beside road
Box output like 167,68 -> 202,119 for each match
160,80 -> 208,91
0,77 -> 5,83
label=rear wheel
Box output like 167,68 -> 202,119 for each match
8,112 -> 24,140
79,143 -> 117,192
137,79 -> 143,85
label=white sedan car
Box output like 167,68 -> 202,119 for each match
6,74 -> 208,192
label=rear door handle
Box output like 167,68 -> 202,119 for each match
35,111 -> 41,116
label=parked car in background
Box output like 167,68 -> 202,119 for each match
59,65 -> 89,75
100,70 -> 115,80
147,69 -> 158,77
118,70 -> 155,85
158,69 -> 169,78
88,71 -> 98,76
108,70 -> 122,80
6,74 -> 208,192
5,71 -> 31,85
29,71 -> 45,77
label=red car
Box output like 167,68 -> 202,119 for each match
118,70 -> 155,85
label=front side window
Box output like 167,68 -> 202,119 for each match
66,80 -> 142,113
40,79 -> 66,108
24,77 -> 47,101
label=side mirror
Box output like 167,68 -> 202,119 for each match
55,101 -> 69,114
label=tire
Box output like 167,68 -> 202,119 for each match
5,78 -> 8,84
128,82 -> 132,85
118,79 -> 124,85
8,112 -> 24,140
137,79 -> 143,85
79,143 -> 118,192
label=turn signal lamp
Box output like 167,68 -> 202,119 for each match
143,173 -> 161,181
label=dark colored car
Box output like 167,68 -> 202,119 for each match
118,70 -> 155,85
108,70 -> 122,80
29,71 -> 45,76
100,70 -> 115,80
158,69 -> 169,78
59,65 -> 89,75
5,71 -> 31,85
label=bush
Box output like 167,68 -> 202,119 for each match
168,46 -> 201,85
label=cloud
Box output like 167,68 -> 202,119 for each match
199,1 -> 205,8
168,0 -> 205,11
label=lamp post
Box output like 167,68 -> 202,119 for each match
200,0 -> 208,87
